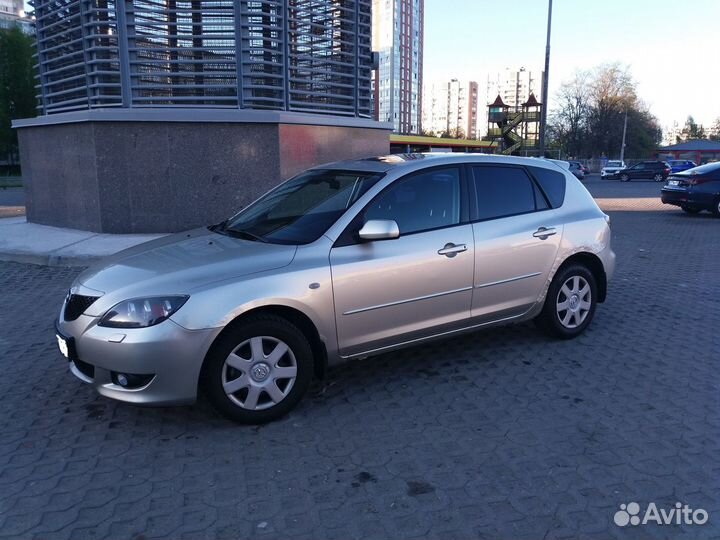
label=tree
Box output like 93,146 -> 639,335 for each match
548,71 -> 591,157
0,26 -> 37,165
548,63 -> 661,158
678,115 -> 706,141
708,118 -> 720,142
586,64 -> 636,157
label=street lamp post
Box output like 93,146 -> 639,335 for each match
538,0 -> 553,156
620,109 -> 628,163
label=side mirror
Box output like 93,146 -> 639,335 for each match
358,219 -> 400,241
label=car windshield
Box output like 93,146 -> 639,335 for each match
211,169 -> 383,245
607,161 -> 623,167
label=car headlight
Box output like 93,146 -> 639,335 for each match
98,296 -> 189,328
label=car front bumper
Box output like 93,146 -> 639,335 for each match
56,315 -> 218,406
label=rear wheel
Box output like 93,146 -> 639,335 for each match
535,264 -> 597,339
653,173 -> 663,182
713,197 -> 720,217
202,314 -> 313,424
620,173 -> 630,182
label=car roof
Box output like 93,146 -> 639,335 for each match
311,153 -> 568,174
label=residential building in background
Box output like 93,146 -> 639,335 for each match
0,0 -> 21,18
478,67 -> 543,137
372,0 -> 424,134
663,121 -> 682,146
0,0 -> 33,34
422,78 -> 478,139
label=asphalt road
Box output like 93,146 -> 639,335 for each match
0,188 -> 25,218
0,179 -> 718,540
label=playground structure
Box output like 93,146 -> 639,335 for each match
484,93 -> 542,155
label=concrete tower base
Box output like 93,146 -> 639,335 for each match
14,110 -> 391,234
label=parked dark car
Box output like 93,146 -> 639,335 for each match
661,161 -> 720,215
618,161 -> 671,182
668,159 -> 697,173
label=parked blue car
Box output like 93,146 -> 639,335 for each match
668,160 -> 697,173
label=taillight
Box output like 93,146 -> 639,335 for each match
687,176 -> 708,185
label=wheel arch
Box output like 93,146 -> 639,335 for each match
555,252 -> 607,303
200,305 -> 329,387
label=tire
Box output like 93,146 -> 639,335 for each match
681,206 -> 700,214
620,173 -> 630,182
713,197 -> 720,217
653,173 -> 663,182
535,264 -> 598,340
202,314 -> 314,424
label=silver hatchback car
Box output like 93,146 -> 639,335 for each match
56,154 -> 615,423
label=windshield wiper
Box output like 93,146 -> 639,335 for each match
223,227 -> 268,243
207,219 -> 228,233
208,220 -> 268,243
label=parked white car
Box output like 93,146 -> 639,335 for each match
601,160 -> 625,179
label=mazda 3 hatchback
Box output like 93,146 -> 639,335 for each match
56,154 -> 615,423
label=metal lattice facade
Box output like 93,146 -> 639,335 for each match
31,0 -> 372,116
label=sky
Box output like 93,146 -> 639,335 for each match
423,0 -> 720,129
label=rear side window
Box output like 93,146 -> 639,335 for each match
528,166 -> 566,208
472,166 -> 546,221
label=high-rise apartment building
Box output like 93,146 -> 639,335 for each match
478,67 -> 543,137
0,0 -> 21,17
422,79 -> 478,138
372,0 -> 424,134
0,0 -> 32,34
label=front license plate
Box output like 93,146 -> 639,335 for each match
56,334 -> 69,358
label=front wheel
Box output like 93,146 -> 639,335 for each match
535,265 -> 597,339
202,314 -> 314,424
620,173 -> 630,182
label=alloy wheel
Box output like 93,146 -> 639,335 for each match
556,276 -> 592,329
222,336 -> 297,410
653,173 -> 663,182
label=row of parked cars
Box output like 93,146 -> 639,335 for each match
566,157 -> 719,216
600,159 -> 697,182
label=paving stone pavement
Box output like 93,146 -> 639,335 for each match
1,178 -> 718,540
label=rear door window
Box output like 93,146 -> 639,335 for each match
471,166 -> 548,221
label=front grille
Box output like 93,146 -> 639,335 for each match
64,293 -> 100,321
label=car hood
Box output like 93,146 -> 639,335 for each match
76,228 -> 297,299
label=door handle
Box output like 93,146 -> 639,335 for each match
533,227 -> 557,239
438,243 -> 467,257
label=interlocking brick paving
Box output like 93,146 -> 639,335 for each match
0,178 -> 718,539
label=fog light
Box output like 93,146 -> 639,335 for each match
111,371 -> 154,389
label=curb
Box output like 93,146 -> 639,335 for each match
0,252 -> 101,267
